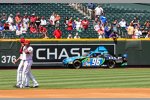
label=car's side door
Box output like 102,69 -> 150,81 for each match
90,53 -> 105,66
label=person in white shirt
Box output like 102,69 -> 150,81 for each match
40,16 -> 47,26
16,27 -> 22,36
23,15 -> 29,29
13,38 -> 25,88
74,32 -> 80,39
94,21 -> 101,31
75,18 -> 82,32
94,5 -> 103,17
133,26 -> 142,39
20,40 -> 39,88
49,12 -> 55,25
9,23 -> 16,31
67,34 -> 73,39
119,19 -> 127,28
7,14 -> 14,25
21,24 -> 27,34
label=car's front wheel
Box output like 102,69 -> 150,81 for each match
73,60 -> 81,69
107,60 -> 116,69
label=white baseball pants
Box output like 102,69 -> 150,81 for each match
16,60 -> 24,85
21,60 -> 38,86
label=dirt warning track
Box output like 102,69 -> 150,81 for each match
0,88 -> 150,98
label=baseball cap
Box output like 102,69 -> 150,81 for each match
20,38 -> 25,43
24,40 -> 30,44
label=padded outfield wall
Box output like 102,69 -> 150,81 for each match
0,39 -> 149,68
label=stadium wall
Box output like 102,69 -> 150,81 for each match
0,39 -> 150,68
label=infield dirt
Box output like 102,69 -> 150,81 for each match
0,88 -> 150,98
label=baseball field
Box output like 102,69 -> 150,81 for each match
0,68 -> 150,98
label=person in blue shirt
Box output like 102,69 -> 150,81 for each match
87,3 -> 96,10
0,23 -> 4,31
100,15 -> 107,25
104,24 -> 112,38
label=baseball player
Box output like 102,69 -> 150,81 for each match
20,40 -> 39,88
13,38 -> 25,87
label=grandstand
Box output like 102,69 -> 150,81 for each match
0,3 -> 150,39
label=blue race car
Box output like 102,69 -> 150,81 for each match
62,46 -> 127,69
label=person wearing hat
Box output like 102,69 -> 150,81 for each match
7,14 -> 14,25
20,40 -> 39,88
81,17 -> 89,31
13,38 -> 25,88
30,13 -> 37,25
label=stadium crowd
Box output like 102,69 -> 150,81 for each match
0,3 -> 150,39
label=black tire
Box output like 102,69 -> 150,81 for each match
73,60 -> 81,69
107,60 -> 116,69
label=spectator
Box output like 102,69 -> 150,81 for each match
64,17 -> 69,28
127,23 -> 134,38
30,13 -> 37,25
55,14 -> 60,22
7,14 -> 14,25
104,23 -> 112,38
74,32 -> 80,39
53,27 -> 62,39
40,16 -> 47,26
131,17 -> 140,27
67,18 -> 73,32
99,14 -> 107,25
67,33 -> 73,39
119,19 -> 127,28
75,18 -> 82,32
15,12 -> 22,25
55,14 -> 60,28
72,19 -> 76,29
132,26 -> 142,39
145,30 -> 150,38
1,13 -> 7,24
35,16 -> 41,31
81,17 -> 89,31
16,26 -> 22,36
109,31 -> 119,39
0,23 -> 4,31
87,3 -> 96,19
49,12 -> 55,25
98,25 -> 105,38
39,26 -> 49,38
144,20 -> 150,28
4,21 -> 9,30
21,23 -> 27,34
30,24 -> 37,33
94,21 -> 101,32
23,14 -> 29,29
9,23 -> 16,31
93,17 -> 99,27
94,5 -> 103,18
112,20 -> 119,33
142,20 -> 150,36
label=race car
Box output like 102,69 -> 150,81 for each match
62,46 -> 127,69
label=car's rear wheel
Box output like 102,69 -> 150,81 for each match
73,60 -> 81,69
107,60 -> 116,69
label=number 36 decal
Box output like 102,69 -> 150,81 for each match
1,55 -> 16,63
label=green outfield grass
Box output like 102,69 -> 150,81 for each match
0,68 -> 150,89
